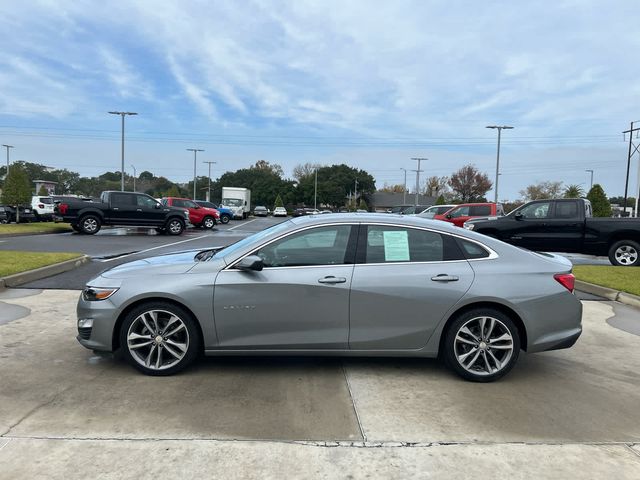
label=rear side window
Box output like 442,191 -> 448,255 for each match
111,193 -> 136,206
362,226 -> 464,263
457,239 -> 491,259
554,202 -> 578,219
469,205 -> 491,216
39,198 -> 53,204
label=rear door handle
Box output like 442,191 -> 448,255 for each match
318,276 -> 347,284
431,274 -> 459,282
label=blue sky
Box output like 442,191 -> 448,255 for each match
1,0 -> 639,200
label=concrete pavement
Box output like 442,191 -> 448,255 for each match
1,289 -> 640,477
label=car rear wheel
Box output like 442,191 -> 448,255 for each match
119,302 -> 201,376
220,214 -> 231,224
202,216 -> 215,229
608,240 -> 640,267
79,215 -> 101,235
443,308 -> 520,382
70,223 -> 81,233
166,218 -> 185,235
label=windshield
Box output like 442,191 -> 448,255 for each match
218,220 -> 293,258
222,198 -> 243,207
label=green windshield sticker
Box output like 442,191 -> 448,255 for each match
383,230 -> 410,261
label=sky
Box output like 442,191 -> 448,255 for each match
1,0 -> 640,201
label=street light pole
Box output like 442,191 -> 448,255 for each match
131,164 -> 137,192
486,125 -> 514,203
400,167 -> 407,204
2,144 -> 14,172
108,111 -> 138,191
187,148 -> 204,200
410,157 -> 427,207
203,161 -> 217,201
585,169 -> 594,191
314,168 -> 318,210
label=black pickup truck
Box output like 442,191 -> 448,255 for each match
464,198 -> 640,266
54,191 -> 191,235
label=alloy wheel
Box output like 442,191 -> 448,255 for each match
83,217 -> 98,233
614,245 -> 638,266
453,316 -> 514,376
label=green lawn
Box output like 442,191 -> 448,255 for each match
0,251 -> 83,277
573,265 -> 640,297
0,222 -> 72,235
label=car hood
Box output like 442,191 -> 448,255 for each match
99,248 -> 221,279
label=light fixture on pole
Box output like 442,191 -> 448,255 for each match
203,160 -> 217,202
400,167 -> 407,204
187,148 -> 204,200
486,125 -> 514,203
410,157 -> 427,207
131,164 -> 137,192
2,144 -> 14,172
585,169 -> 594,191
108,111 -> 138,191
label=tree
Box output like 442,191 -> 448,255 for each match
424,175 -> 449,197
273,194 -> 284,209
435,195 -> 447,205
164,185 -> 181,197
296,164 -> 376,208
520,181 -> 563,201
587,184 -> 611,217
563,184 -> 585,199
251,159 -> 284,177
608,196 -> 636,207
1,165 -> 32,222
358,199 -> 368,211
292,162 -> 321,181
378,183 -> 405,193
448,165 -> 492,202
38,185 -> 49,196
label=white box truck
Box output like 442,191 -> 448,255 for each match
221,187 -> 251,219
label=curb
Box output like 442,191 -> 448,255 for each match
575,279 -> 640,309
0,255 -> 90,290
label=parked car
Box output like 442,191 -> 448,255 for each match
162,197 -> 219,229
292,208 -> 320,217
465,198 -> 640,266
0,205 -> 36,223
273,206 -> 287,217
195,201 -> 233,224
76,214 -> 582,382
31,195 -> 55,221
0,206 -> 10,223
253,206 -> 269,217
434,203 -> 504,227
54,191 -> 190,235
417,205 -> 456,219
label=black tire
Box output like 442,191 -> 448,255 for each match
119,301 -> 201,376
79,214 -> 101,235
220,214 -> 231,225
202,216 -> 216,229
443,308 -> 520,382
165,218 -> 185,235
155,227 -> 166,235
608,240 -> 640,267
70,223 -> 81,233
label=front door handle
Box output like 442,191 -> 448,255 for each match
318,276 -> 347,284
136,208 -> 143,212
431,274 -> 459,282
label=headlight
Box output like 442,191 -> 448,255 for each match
463,223 -> 475,230
82,287 -> 119,301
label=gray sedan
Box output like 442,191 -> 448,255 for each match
76,214 -> 582,382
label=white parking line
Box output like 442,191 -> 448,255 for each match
98,234 -> 210,262
227,219 -> 258,231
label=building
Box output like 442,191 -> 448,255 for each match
368,192 -> 435,212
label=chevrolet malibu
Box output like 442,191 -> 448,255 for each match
77,214 -> 582,382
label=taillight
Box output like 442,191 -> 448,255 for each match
554,273 -> 575,293
58,203 -> 69,215
38,204 -> 45,208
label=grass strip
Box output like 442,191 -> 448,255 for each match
573,265 -> 640,297
0,251 -> 83,277
0,222 -> 72,235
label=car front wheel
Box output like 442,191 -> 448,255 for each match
202,216 -> 215,229
608,240 -> 640,267
443,308 -> 520,382
120,302 -> 201,376
166,218 -> 185,235
220,214 -> 231,224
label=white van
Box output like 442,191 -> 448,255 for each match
31,196 -> 55,221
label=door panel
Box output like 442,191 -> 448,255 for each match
108,193 -> 137,225
213,266 -> 353,348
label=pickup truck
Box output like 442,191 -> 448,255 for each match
54,191 -> 191,235
464,198 -> 640,266
434,202 -> 504,227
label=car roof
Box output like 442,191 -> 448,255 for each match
288,212 -> 463,232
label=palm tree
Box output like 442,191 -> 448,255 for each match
564,184 -> 585,199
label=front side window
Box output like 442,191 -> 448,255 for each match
448,206 -> 470,218
254,225 -> 353,267
364,226 -> 444,263
519,202 -> 551,219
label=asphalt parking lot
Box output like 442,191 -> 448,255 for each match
0,289 -> 639,478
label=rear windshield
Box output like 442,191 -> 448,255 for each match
39,198 -> 53,204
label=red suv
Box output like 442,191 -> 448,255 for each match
162,197 -> 219,229
434,202 -> 504,227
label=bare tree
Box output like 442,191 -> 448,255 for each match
448,165 -> 492,202
424,175 -> 449,197
378,183 -> 406,193
520,181 -> 564,201
292,162 -> 322,180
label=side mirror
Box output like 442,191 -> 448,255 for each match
446,214 -> 453,219
514,212 -> 523,220
193,204 -> 200,209
154,203 -> 162,209
236,255 -> 264,271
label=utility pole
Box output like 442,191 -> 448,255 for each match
314,168 -> 318,210
400,167 -> 407,204
2,144 -> 14,172
131,164 -> 136,192
623,121 -> 640,217
411,157 -> 427,207
486,125 -> 514,203
108,111 -> 138,191
585,169 -> 594,191
187,148 -> 204,200
354,178 -> 359,208
203,161 -> 217,202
